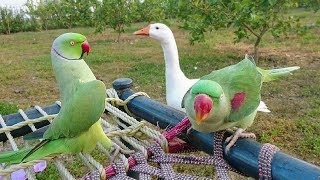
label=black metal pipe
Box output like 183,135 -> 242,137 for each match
113,78 -> 320,180
0,104 -> 60,142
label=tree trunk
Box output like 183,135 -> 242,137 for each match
242,23 -> 268,64
116,24 -> 123,43
117,31 -> 121,43
44,21 -> 48,31
6,20 -> 10,35
253,25 -> 268,63
254,34 -> 263,63
253,41 -> 259,62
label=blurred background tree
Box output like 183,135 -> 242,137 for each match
0,0 -> 318,53
177,0 -> 320,61
94,0 -> 138,42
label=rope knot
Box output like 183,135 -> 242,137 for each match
106,88 -> 149,116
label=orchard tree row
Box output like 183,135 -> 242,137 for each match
0,0 -> 319,59
0,0 -> 175,35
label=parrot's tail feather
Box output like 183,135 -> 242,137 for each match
0,148 -> 32,164
258,66 -> 300,82
22,139 -> 50,162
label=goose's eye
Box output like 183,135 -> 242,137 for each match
155,27 -> 159,30
70,41 -> 75,46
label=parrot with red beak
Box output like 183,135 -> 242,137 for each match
182,57 -> 299,151
0,33 -> 113,164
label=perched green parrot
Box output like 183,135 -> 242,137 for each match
182,57 -> 299,151
0,33 -> 112,164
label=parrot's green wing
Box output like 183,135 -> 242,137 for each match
181,88 -> 191,108
202,59 -> 262,122
43,80 -> 106,140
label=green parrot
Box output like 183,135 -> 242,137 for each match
0,33 -> 112,164
182,57 -> 299,151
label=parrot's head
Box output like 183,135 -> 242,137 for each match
134,23 -> 174,43
52,33 -> 90,60
191,80 -> 224,125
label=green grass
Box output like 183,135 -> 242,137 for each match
0,10 -> 319,179
0,101 -> 18,115
296,119 -> 320,157
36,163 -> 59,180
126,62 -> 165,85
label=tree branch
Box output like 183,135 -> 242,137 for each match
259,24 -> 269,37
242,23 -> 259,37
218,1 -> 259,38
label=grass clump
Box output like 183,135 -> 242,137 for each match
0,101 -> 18,115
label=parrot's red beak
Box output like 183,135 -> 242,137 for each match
81,41 -> 90,56
194,94 -> 213,125
134,25 -> 150,36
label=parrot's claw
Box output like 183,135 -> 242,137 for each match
225,128 -> 256,153
109,144 -> 135,162
186,127 -> 193,135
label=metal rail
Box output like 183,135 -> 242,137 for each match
0,104 -> 59,141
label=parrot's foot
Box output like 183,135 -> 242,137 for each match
109,144 -> 135,162
225,128 -> 256,153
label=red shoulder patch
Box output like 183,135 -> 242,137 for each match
231,92 -> 246,110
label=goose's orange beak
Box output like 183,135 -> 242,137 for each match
194,94 -> 213,125
134,25 -> 150,36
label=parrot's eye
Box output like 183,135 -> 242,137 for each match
70,41 -> 75,46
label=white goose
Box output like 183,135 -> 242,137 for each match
134,23 -> 270,113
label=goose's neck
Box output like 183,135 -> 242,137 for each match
161,38 -> 187,80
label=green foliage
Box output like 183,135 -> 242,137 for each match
298,0 -> 320,11
0,6 -> 41,34
0,7 -> 30,34
164,0 -> 179,19
0,101 -> 18,115
95,0 -> 138,42
177,0 -> 319,61
0,0 -> 170,39
135,0 -> 166,23
0,7 -> 14,34
26,0 -> 98,30
26,0 -> 51,30
54,0 -> 98,28
1,0 -> 319,44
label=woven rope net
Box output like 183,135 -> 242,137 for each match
0,88 -> 277,180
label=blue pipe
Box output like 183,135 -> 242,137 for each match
113,78 -> 320,180
0,104 -> 60,142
